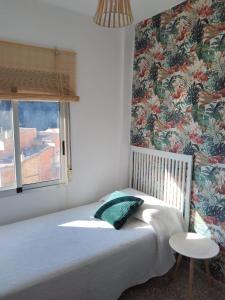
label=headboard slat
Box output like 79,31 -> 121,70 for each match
129,146 -> 193,230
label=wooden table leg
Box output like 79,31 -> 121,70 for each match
174,254 -> 182,279
188,258 -> 194,300
204,259 -> 212,287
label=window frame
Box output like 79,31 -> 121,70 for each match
0,99 -> 71,196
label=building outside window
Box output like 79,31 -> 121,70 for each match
0,100 -> 70,193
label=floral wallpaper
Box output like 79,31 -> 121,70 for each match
131,0 -> 225,282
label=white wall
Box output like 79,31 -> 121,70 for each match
118,26 -> 135,189
0,0 -> 132,225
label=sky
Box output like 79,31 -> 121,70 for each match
0,100 -> 59,131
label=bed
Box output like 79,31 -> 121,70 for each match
0,147 -> 192,300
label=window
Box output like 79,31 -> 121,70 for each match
0,39 -> 77,194
0,100 -> 70,193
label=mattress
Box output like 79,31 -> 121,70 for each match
0,190 -> 182,300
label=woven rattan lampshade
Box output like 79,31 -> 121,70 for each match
94,0 -> 133,28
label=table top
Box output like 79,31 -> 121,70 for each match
169,232 -> 220,259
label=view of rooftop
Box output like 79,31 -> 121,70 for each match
0,101 -> 61,188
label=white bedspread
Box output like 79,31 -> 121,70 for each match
0,191 -> 184,300
123,188 -> 186,268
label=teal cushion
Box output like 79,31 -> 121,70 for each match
94,192 -> 144,229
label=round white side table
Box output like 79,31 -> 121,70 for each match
169,232 -> 219,300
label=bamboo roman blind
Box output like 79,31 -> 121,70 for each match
0,40 -> 79,102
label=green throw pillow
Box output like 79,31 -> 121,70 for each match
94,192 -> 144,229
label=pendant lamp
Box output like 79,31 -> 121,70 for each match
94,0 -> 133,28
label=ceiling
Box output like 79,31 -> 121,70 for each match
41,0 -> 185,23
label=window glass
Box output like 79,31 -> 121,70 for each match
18,101 -> 61,185
0,100 -> 16,190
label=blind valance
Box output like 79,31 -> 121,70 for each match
0,40 -> 79,102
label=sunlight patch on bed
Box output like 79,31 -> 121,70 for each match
58,220 -> 112,229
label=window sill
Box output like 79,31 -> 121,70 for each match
0,180 -> 67,199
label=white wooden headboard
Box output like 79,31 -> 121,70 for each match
129,146 -> 193,229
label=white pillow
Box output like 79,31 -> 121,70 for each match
121,188 -> 146,198
98,188 -> 182,225
122,188 -> 184,227
121,188 -> 169,206
98,190 -> 126,203
133,203 -> 162,224
98,188 -> 140,203
98,192 -> 111,203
